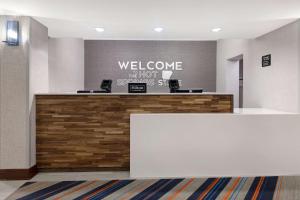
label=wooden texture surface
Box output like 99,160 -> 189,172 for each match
36,94 -> 233,171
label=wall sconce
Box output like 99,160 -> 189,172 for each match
3,21 -> 19,46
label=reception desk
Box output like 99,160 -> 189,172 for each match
131,109 -> 300,178
36,93 -> 233,171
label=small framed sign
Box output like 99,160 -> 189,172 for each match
262,54 -> 271,67
128,83 -> 147,93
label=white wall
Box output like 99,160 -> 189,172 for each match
0,16 -> 48,169
1,23 -> 84,169
245,21 -> 300,112
49,38 -> 84,93
29,18 -> 49,166
217,20 -> 300,112
217,39 -> 249,108
298,23 -> 300,113
0,16 -> 30,169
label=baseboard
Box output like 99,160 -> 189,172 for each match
0,165 -> 38,180
38,167 -> 129,172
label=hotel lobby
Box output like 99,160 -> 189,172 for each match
1,0 -> 300,199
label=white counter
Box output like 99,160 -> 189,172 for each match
233,108 -> 296,115
35,92 -> 233,96
130,108 -> 300,178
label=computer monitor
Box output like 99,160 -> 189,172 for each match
128,83 -> 147,93
168,79 -> 180,93
100,79 -> 112,93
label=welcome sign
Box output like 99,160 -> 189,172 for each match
116,60 -> 183,87
84,40 -> 217,93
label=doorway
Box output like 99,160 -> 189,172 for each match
227,55 -> 243,108
239,59 -> 243,108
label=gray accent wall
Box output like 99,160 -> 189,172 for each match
85,40 -> 216,92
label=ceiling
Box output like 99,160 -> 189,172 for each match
0,0 -> 300,40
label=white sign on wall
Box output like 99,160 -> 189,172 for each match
116,61 -> 183,87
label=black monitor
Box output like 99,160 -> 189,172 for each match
168,79 -> 180,93
100,79 -> 112,93
128,83 -> 147,93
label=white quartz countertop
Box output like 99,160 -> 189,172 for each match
35,92 -> 233,96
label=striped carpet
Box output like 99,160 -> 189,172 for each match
6,176 -> 300,200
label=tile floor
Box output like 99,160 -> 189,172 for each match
0,171 -> 130,200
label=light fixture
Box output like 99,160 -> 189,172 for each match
154,27 -> 163,32
212,28 -> 222,33
3,21 -> 19,46
95,27 -> 105,32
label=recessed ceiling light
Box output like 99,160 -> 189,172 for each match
212,28 -> 222,33
154,27 -> 163,32
95,27 -> 104,32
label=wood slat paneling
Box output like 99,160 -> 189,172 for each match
36,94 -> 233,171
